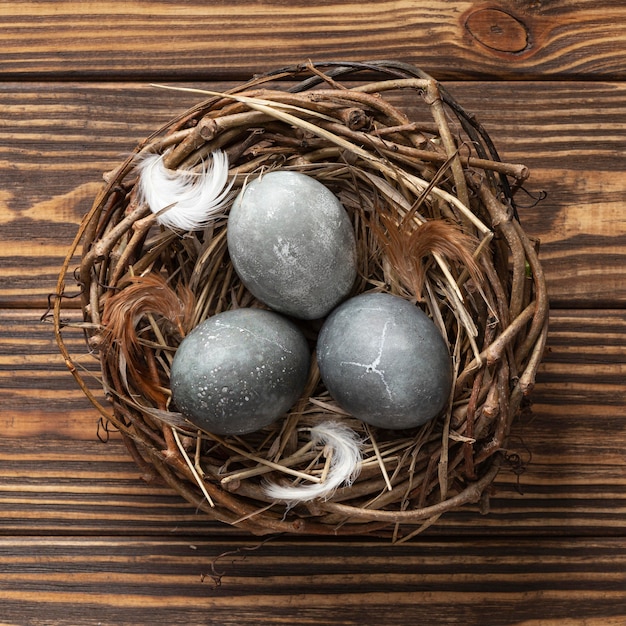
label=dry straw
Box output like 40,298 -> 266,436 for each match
53,61 -> 549,541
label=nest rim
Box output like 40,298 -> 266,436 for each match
53,60 -> 549,542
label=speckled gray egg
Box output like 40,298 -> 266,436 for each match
170,308 -> 310,435
316,292 -> 452,430
227,171 -> 357,320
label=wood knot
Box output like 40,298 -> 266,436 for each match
341,107 -> 371,131
465,7 -> 530,54
88,333 -> 105,351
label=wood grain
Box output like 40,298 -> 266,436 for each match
2,0 -> 626,620
1,1 -> 625,81
0,537 -> 625,625
1,309 -> 625,539
2,81 -> 625,308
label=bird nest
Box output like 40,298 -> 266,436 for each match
53,61 -> 549,542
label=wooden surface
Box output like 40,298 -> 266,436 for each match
1,1 -> 625,624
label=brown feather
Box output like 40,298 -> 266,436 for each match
372,213 -> 483,301
100,273 -> 194,404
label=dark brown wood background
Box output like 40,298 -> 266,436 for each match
1,1 -> 625,624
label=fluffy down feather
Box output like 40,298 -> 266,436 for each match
137,150 -> 233,230
264,421 -> 363,503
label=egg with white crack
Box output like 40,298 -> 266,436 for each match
170,308 -> 310,435
227,171 -> 357,320
316,292 -> 453,430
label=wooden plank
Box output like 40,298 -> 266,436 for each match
0,82 -> 210,308
0,437 -> 219,537
1,309 -> 625,538
405,81 -> 626,309
0,536 -> 625,624
1,81 -> 625,308
1,1 -> 625,81
2,0 -> 623,619
3,433 -> 625,539
0,309 -> 106,440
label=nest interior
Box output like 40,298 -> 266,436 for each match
54,61 -> 549,542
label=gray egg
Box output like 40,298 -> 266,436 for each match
316,292 -> 452,430
227,171 -> 357,320
170,308 -> 310,435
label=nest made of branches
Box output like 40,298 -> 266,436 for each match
53,61 -> 549,542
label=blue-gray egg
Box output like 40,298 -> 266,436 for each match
227,171 -> 357,320
170,308 -> 310,435
316,292 -> 452,430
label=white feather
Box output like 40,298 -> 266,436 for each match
136,150 -> 233,230
264,421 -> 363,503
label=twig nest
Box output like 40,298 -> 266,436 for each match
53,60 -> 549,541
317,292 -> 453,430
227,171 -> 357,319
170,308 -> 310,436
